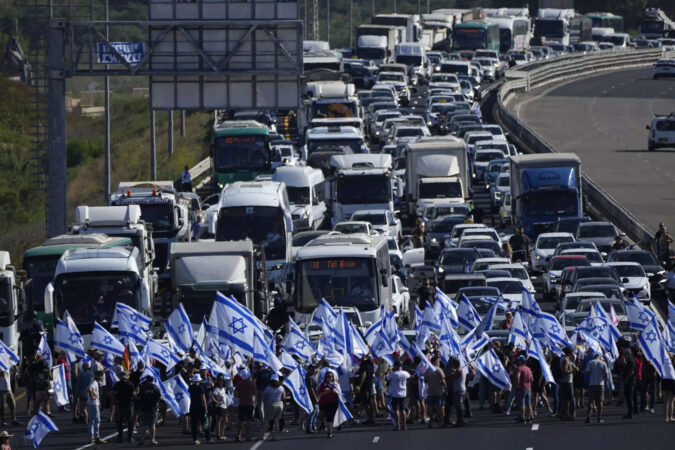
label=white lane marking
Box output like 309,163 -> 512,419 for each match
373,436 -> 380,443
250,432 -> 270,450
531,424 -> 539,431
73,430 -> 124,450
526,447 -> 534,450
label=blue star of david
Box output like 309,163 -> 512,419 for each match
160,349 -> 170,359
326,315 -> 335,326
30,422 -> 39,433
131,323 -> 141,333
639,311 -> 650,323
69,332 -> 81,345
376,342 -> 385,352
130,314 -> 138,322
53,382 -> 62,392
174,392 -> 184,403
208,343 -> 217,354
645,331 -> 658,344
550,324 -> 561,334
465,310 -> 475,321
299,385 -> 307,398
492,363 -> 501,372
295,340 -> 306,350
178,324 -> 186,334
103,336 -> 113,345
0,347 -> 4,355
229,317 -> 247,335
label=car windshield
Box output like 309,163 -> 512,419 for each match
656,120 -> 675,131
550,258 -> 590,270
577,267 -> 615,280
579,286 -> 622,299
487,280 -> 523,294
431,206 -> 470,218
613,265 -> 645,277
469,298 -> 494,315
463,241 -> 501,253
292,232 -> 326,247
432,74 -> 459,83
497,177 -> 510,187
458,287 -> 499,298
396,128 -> 424,137
335,223 -> 368,234
564,252 -> 603,263
376,112 -> 401,123
578,224 -> 616,238
475,152 -> 503,162
431,218 -> 465,233
503,267 -> 528,280
538,236 -> 574,249
379,74 -> 405,82
213,135 -> 268,171
440,250 -> 478,266
419,182 -> 463,199
352,213 -> 387,225
611,251 -> 658,265
286,186 -> 310,205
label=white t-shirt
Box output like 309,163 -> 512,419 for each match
87,380 -> 100,406
386,370 -> 410,398
212,386 -> 228,409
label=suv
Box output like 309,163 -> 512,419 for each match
646,113 -> 675,151
653,58 -> 675,80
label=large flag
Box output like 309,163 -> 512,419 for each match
530,339 -> 555,384
668,300 -> 675,329
312,298 -> 338,331
112,302 -> 151,332
534,311 -> 571,349
24,411 -> 58,448
283,366 -> 313,414
435,288 -> 459,327
117,311 -> 148,345
0,338 -> 19,371
209,292 -> 263,358
625,296 -> 654,330
456,294 -> 481,331
421,303 -> 442,332
91,321 -> 125,357
253,330 -> 283,374
508,309 -> 528,351
165,303 -> 194,353
473,302 -> 498,337
162,374 -> 191,417
50,364 -> 69,407
637,318 -> 675,380
370,329 -> 396,360
589,301 -> 621,340
521,288 -> 542,327
333,397 -> 353,427
37,335 -> 52,368
147,338 -> 180,371
54,311 -> 86,358
475,348 -> 511,391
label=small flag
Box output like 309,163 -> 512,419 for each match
283,366 -> 313,414
24,411 -> 58,448
91,321 -> 125,357
37,335 -> 52,368
165,303 -> 194,353
50,364 -> 69,407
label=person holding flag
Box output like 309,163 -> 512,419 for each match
29,353 -> 52,417
317,371 -> 340,438
584,353 -> 609,424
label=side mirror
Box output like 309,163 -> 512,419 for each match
44,282 -> 54,315
645,125 -> 650,130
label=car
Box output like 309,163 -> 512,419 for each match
425,215 -> 470,262
606,261 -> 651,303
552,241 -> 599,258
653,58 -> 675,80
576,221 -> 618,255
646,112 -> 675,150
458,228 -> 500,246
456,286 -> 502,305
460,239 -> 504,258
470,257 -> 510,273
563,298 -> 627,334
439,274 -> 487,299
472,150 -> 505,182
333,221 -> 376,235
559,248 -> 604,265
556,292 -> 607,323
350,209 -> 401,238
559,265 -> 621,298
543,255 -> 592,300
484,158 -> 509,188
485,277 -> 525,307
447,223 -> 488,248
391,275 -> 410,324
531,232 -> 575,273
571,277 -> 621,292
490,173 -> 510,212
552,216 -> 592,235
606,249 -> 665,288
291,230 -> 331,257
421,203 -> 471,226
499,192 -> 512,227
488,263 -> 535,294
436,248 -> 482,279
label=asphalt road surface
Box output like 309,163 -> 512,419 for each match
511,68 -> 675,233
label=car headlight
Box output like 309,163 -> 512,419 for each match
494,192 -> 502,199
434,65 -> 440,71
427,121 -> 433,126
302,212 -> 309,219
536,255 -> 542,260
431,238 -> 438,243
437,267 -> 444,273
402,88 -> 407,93
643,284 -> 649,291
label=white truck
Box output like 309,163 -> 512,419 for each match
327,153 -> 401,227
0,252 -> 22,357
170,240 -> 270,323
110,181 -> 191,278
395,43 -> 430,84
534,8 -> 576,45
272,165 -> 327,231
405,137 -> 470,217
355,25 -> 399,64
298,75 -> 359,136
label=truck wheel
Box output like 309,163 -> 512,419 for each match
648,142 -> 655,151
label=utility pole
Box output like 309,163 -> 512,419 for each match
180,110 -> 186,137
349,0 -> 353,49
168,111 -> 173,155
104,0 -> 111,202
326,0 -> 330,45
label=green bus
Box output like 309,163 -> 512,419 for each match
211,120 -> 272,190
22,234 -> 132,339
452,21 -> 500,52
585,12 -> 624,33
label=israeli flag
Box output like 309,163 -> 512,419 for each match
193,316 -> 207,352
530,339 -> 555,384
625,295 -> 654,330
280,351 -> 301,371
202,324 -> 228,362
37,335 -> 52,368
312,298 -> 338,330
521,288 -> 542,327
363,318 -> 383,346
435,287 -> 459,327
54,311 -> 85,358
0,338 -> 19,371
118,311 -> 148,345
475,348 -> 511,391
24,410 -> 59,448
397,330 -> 435,372
589,301 -> 621,340
349,320 -> 369,358
164,303 -> 194,353
253,330 -> 283,374
663,322 -> 675,353
638,318 -> 675,380
162,374 -> 191,417
209,292 -> 261,358
473,302 -> 498,338
147,338 -> 180,371
198,353 -> 230,379
91,321 -> 125,357
439,315 -> 463,364
421,303 -> 442,332
508,309 -> 528,351
534,311 -> 571,349
456,294 -> 481,332
112,302 -> 151,332
283,366 -> 313,414
413,305 -> 424,332
370,329 -> 395,360
50,364 -> 69,407
333,397 -> 353,427
668,300 -> 675,329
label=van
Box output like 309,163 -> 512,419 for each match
272,166 -> 327,231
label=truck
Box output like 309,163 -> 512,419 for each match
355,25 -> 398,64
0,252 -> 23,357
371,13 -> 422,43
327,153 -> 400,226
509,153 -> 582,238
639,8 -> 675,39
569,15 -> 593,44
534,8 -> 576,46
405,137 -> 470,218
395,43 -> 429,83
298,72 -> 359,137
110,181 -> 191,278
420,13 -> 452,50
169,240 -> 270,323
22,233 -> 133,338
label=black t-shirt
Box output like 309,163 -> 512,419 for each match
358,360 -> 374,388
189,384 -> 206,415
623,357 -> 636,382
138,382 -> 161,412
113,380 -> 135,409
509,234 -> 531,252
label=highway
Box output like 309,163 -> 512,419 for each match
511,68 -> 675,233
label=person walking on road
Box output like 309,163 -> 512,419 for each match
262,374 -> 285,440
234,368 -> 256,442
317,371 -> 339,438
211,374 -> 229,441
515,356 -> 534,424
621,348 -> 638,419
181,165 -> 192,192
448,358 -> 468,427
425,356 -> 446,428
112,371 -> 135,443
137,375 -> 161,446
189,374 -> 210,445
558,347 -> 577,421
585,354 -> 609,424
87,370 -> 106,444
386,361 -> 410,431
664,353 -> 675,422
509,227 -> 531,261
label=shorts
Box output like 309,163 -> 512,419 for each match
0,390 -> 15,408
559,382 -> 573,400
663,379 -> 675,394
391,397 -> 406,412
588,385 -> 604,403
516,389 -> 531,408
214,407 -> 227,417
34,390 -> 50,404
238,405 -> 254,422
425,395 -> 443,407
264,402 -> 283,422
140,409 -> 158,427
319,402 -> 338,422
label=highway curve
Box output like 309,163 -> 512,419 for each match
512,67 -> 675,233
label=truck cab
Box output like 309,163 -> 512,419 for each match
272,166 -> 327,231
0,252 -> 22,357
303,126 -> 369,160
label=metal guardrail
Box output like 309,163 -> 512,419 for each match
173,156 -> 211,192
494,48 -> 674,248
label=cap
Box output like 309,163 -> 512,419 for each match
192,374 -> 202,383
239,368 -> 251,380
270,373 -> 279,381
516,355 -> 526,362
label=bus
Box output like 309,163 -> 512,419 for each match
452,21 -> 500,52
211,118 -> 272,190
584,12 -> 624,32
487,15 -> 531,53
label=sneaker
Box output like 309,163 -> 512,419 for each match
194,440 -> 201,445
649,408 -> 655,414
598,418 -> 604,424
504,409 -> 511,416
151,441 -> 158,446
95,438 -> 107,444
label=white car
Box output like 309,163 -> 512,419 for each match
531,232 -> 575,273
447,223 -> 488,248
557,291 -> 607,324
499,192 -> 511,227
486,277 -> 525,308
458,228 -> 500,246
391,275 -> 410,325
653,58 -> 675,80
607,262 -> 651,303
473,149 -> 505,182
647,112 -> 675,151
490,173 -> 510,212
544,255 -> 592,300
559,248 -> 604,265
489,263 -> 535,294
350,209 -> 401,238
563,298 -> 628,336
471,257 -> 510,273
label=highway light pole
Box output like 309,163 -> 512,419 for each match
326,0 -> 330,45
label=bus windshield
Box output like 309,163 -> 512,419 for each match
535,19 -> 564,38
24,255 -> 61,311
0,278 -> 14,326
453,28 -> 487,50
214,135 -> 269,171
296,257 -> 378,313
216,206 -> 287,261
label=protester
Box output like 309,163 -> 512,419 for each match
87,370 -> 106,444
448,358 -> 468,427
0,430 -> 12,450
0,366 -> 18,426
386,360 -> 410,431
515,356 -> 533,424
234,368 -> 256,442
211,374 -> 229,440
189,373 -> 210,445
585,353 -> 609,424
112,371 -> 135,443
425,356 -> 445,427
317,371 -> 339,438
262,374 -> 285,440
137,375 -> 161,446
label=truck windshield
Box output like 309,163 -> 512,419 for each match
535,20 -> 564,38
308,138 -> 363,155
216,206 -> 287,261
524,190 -> 578,217
24,255 -> 61,311
640,21 -> 663,34
396,55 -> 422,66
55,271 -> 140,329
351,213 -> 387,225
296,257 -> 378,313
214,135 -> 269,171
357,47 -> 386,61
137,203 -> 175,232
179,287 -> 246,325
286,186 -> 310,205
0,278 -> 14,326
337,175 -> 391,204
499,29 -> 512,52
312,100 -> 358,118
452,29 -> 487,50
419,181 -> 463,199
